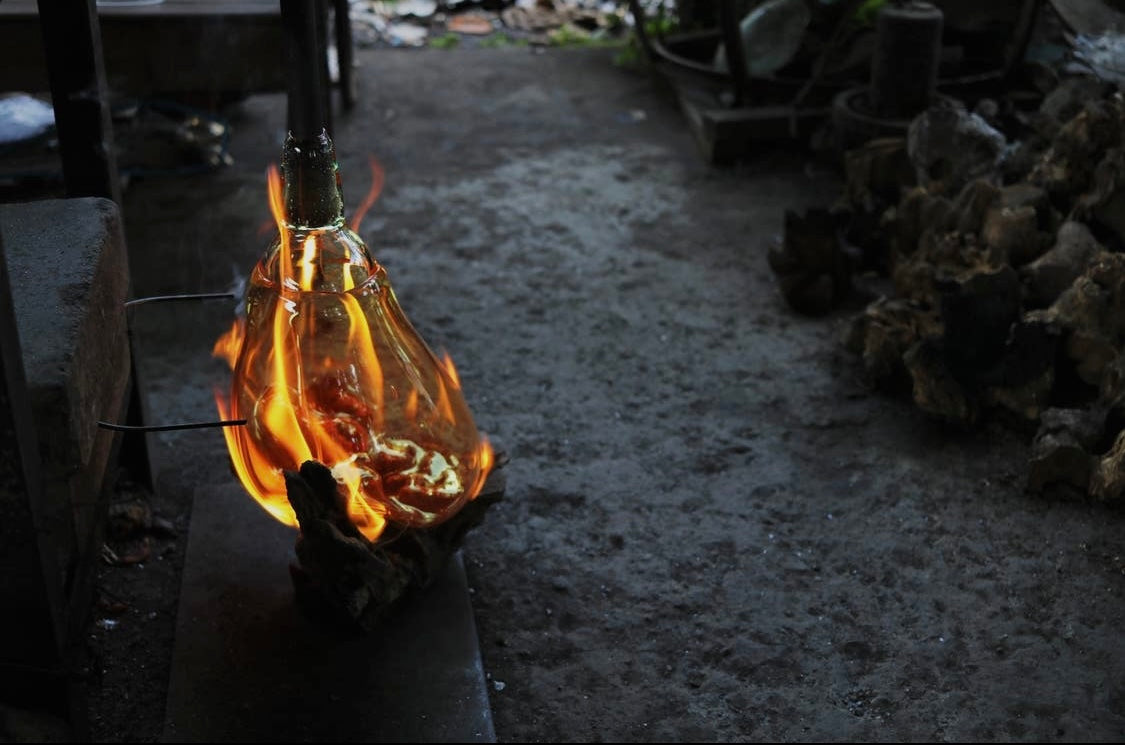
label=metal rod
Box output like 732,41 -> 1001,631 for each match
123,292 -> 236,308
282,0 -> 329,140
97,419 -> 246,433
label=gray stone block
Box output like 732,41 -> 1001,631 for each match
164,482 -> 496,743
0,197 -> 131,557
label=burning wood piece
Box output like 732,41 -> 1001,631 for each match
284,460 -> 505,631
1028,407 -> 1105,497
768,208 -> 853,315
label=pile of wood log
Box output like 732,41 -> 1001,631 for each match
771,74 -> 1125,500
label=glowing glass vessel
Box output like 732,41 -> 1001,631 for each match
215,130 -> 492,541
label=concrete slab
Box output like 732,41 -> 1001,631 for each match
163,481 -> 495,743
0,196 -> 130,584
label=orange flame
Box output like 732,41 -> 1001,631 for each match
212,159 -> 491,542
212,318 -> 245,369
349,154 -> 385,233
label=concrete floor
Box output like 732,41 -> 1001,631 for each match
101,47 -> 1125,741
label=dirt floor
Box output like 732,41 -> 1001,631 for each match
82,46 -> 1125,742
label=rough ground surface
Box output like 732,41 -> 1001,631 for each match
85,48 -> 1125,741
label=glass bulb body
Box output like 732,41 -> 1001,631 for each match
222,131 -> 488,534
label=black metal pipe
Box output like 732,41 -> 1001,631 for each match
37,0 -> 121,205
282,0 -> 329,140
718,0 -> 750,107
869,1 -> 943,120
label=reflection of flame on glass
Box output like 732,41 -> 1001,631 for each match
213,149 -> 492,542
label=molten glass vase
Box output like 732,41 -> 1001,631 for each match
215,130 -> 491,542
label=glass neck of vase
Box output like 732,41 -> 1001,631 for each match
282,129 -> 345,230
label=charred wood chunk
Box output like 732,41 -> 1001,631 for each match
1030,97 -> 1125,208
949,179 -> 1000,236
1091,429 -> 1125,501
983,316 -> 1059,421
1100,350 -> 1125,410
892,230 -> 991,307
1075,147 -> 1125,250
891,187 -> 952,259
904,338 -> 978,424
768,209 -> 852,316
839,138 -> 918,272
1037,77 -> 1114,140
980,182 -> 1056,267
1027,407 -> 1105,496
284,460 -> 504,632
1044,252 -> 1125,388
1022,221 -> 1105,308
843,137 -> 916,212
845,297 -> 939,390
980,205 -> 1047,267
936,264 -> 1021,378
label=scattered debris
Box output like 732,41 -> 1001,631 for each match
107,497 -> 178,541
351,0 -> 628,49
386,21 -> 430,47
449,12 -> 495,35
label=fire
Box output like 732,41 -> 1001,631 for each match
349,154 -> 385,233
213,158 -> 492,542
